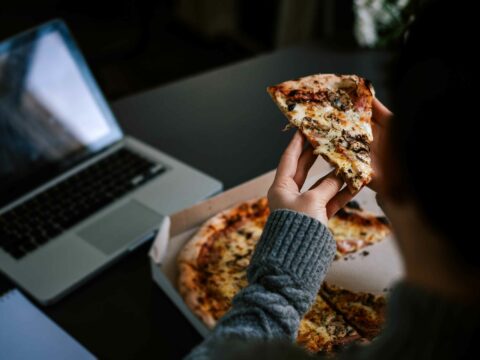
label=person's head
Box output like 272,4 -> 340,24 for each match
382,0 -> 478,272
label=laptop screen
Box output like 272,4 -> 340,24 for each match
0,20 -> 122,207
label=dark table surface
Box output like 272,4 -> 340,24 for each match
1,45 -> 393,359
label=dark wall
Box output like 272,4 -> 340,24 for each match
1,0 -> 356,100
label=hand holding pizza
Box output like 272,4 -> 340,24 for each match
268,131 -> 356,225
368,98 -> 393,194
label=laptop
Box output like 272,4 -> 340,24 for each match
0,20 -> 222,305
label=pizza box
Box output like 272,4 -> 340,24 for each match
149,159 -> 405,338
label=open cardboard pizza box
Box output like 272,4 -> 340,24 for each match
149,159 -> 405,337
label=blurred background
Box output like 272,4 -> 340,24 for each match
0,0 -> 366,100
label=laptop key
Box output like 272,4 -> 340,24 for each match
22,238 -> 38,251
0,234 -> 16,248
6,246 -> 26,259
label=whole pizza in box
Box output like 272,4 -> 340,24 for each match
177,197 -> 391,353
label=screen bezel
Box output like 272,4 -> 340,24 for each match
0,19 -> 123,208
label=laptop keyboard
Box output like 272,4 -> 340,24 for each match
0,148 -> 165,259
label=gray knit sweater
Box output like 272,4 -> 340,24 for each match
185,209 -> 478,359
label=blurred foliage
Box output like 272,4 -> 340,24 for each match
353,0 -> 425,48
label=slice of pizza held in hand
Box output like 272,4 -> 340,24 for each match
267,74 -> 375,193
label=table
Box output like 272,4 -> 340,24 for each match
1,45 -> 393,359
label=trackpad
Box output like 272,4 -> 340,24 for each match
78,201 -> 163,255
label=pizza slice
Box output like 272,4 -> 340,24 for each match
297,295 -> 362,353
320,282 -> 387,340
267,74 -> 375,193
328,201 -> 391,259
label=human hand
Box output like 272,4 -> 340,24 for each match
268,131 -> 355,225
369,98 -> 393,193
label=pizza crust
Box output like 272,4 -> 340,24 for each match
177,198 -> 270,328
177,262 -> 217,328
177,207 -> 233,328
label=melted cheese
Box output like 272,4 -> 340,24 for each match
291,101 -> 371,191
205,222 -> 263,303
297,295 -> 360,352
269,74 -> 374,192
328,207 -> 390,257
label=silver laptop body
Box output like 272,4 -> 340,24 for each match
0,20 -> 222,304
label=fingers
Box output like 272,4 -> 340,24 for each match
274,131 -> 305,181
326,186 -> 356,218
293,144 -> 317,189
308,171 -> 344,201
372,97 -> 393,127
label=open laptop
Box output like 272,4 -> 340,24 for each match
0,20 -> 222,305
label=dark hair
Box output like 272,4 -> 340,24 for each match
389,0 -> 477,266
